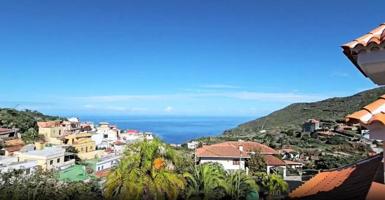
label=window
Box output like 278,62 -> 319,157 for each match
233,159 -> 240,165
57,158 -> 60,163
50,160 -> 53,165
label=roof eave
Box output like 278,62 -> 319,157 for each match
342,46 -> 368,78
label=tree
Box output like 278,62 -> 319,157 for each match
104,139 -> 186,200
21,128 -> 38,143
247,151 -> 267,176
183,163 -> 228,200
254,172 -> 288,199
0,168 -> 102,200
225,170 -> 259,200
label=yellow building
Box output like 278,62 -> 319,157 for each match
64,133 -> 97,160
37,121 -> 64,145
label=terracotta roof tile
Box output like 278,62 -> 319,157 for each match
4,138 -> 24,147
346,94 -> 385,125
368,112 -> 385,125
263,155 -> 285,166
343,23 -> 385,49
95,169 -> 110,178
342,23 -> 385,77
364,99 -> 385,113
196,141 -> 278,158
366,182 -> 385,200
346,109 -> 372,124
5,145 -> 24,153
289,154 -> 383,200
37,121 -> 61,128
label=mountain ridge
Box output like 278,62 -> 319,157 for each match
225,87 -> 385,136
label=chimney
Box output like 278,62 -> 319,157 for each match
238,139 -> 244,152
239,145 -> 243,152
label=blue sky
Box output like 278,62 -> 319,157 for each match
0,0 -> 384,116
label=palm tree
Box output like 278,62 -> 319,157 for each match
225,170 -> 259,200
183,163 -> 228,200
104,139 -> 186,200
255,172 -> 288,199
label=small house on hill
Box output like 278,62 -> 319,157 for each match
195,141 -> 289,178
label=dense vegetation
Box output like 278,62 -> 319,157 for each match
0,108 -> 63,142
225,87 -> 385,136
104,139 -> 287,200
0,169 -> 103,200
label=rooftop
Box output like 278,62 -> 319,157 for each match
346,94 -> 385,125
58,164 -> 89,182
37,121 -> 61,128
196,141 -> 278,158
342,23 -> 385,77
22,147 -> 65,158
289,154 -> 383,200
263,155 -> 285,166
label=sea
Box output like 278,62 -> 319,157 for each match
77,116 -> 254,144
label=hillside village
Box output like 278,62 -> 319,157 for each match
0,118 -> 154,182
0,100 -> 383,199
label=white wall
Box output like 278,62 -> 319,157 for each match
0,160 -> 38,174
199,157 -> 246,170
95,155 -> 121,172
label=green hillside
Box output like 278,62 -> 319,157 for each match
0,108 -> 63,142
225,87 -> 385,136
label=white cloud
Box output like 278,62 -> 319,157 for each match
164,106 -> 174,113
200,84 -> 240,89
74,91 -> 327,104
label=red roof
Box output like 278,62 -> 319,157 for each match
95,169 -> 110,178
126,130 -> 138,134
346,95 -> 385,125
196,141 -> 278,158
37,121 -> 61,128
263,155 -> 285,166
366,182 -> 385,200
289,154 -> 383,200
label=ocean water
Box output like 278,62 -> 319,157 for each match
78,116 -> 253,144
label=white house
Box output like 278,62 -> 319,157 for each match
95,154 -> 121,172
0,156 -> 38,174
92,122 -> 120,148
195,141 -> 287,177
187,141 -> 199,149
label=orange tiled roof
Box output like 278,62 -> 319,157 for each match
342,23 -> 385,77
95,169 -> 110,178
289,154 -> 383,200
37,121 -> 61,128
346,95 -> 385,125
366,182 -> 385,200
4,138 -> 24,147
5,145 -> 24,153
196,141 -> 278,158
263,155 -> 285,166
